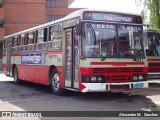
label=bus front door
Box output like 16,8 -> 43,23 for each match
6,42 -> 12,76
65,28 -> 79,89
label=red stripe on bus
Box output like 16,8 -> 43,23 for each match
46,51 -> 63,55
15,65 -> 64,87
10,54 -> 21,57
147,59 -> 160,61
91,62 -> 144,65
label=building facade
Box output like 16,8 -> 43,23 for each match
0,0 -> 79,70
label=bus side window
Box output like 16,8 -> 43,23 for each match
12,36 -> 18,53
12,37 -> 14,47
20,34 -> 26,52
12,36 -> 17,47
20,34 -> 25,45
35,28 -> 48,50
49,26 -> 53,41
18,35 -> 21,46
28,32 -> 34,44
35,31 -> 38,43
49,24 -> 62,49
17,35 -> 21,52
37,28 -> 47,43
44,28 -> 48,42
37,29 -> 44,43
26,32 -> 34,51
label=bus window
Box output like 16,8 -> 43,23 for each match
20,34 -> 25,45
27,32 -> 34,44
118,25 -> 143,58
49,24 -> 62,50
19,34 -> 26,52
35,28 -> 48,50
12,36 -> 18,53
82,23 -> 116,58
37,29 -> 44,43
49,24 -> 62,41
13,36 -> 18,47
18,35 -> 21,46
37,28 -> 47,43
26,32 -> 34,51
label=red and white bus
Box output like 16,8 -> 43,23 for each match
143,25 -> 160,80
3,9 -> 148,95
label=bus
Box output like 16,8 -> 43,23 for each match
3,9 -> 148,95
143,25 -> 160,80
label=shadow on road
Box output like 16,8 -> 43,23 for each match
0,80 -> 159,113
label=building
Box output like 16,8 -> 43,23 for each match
0,0 -> 80,70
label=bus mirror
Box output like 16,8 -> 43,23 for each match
76,19 -> 82,35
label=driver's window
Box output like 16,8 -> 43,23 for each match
84,23 -> 96,57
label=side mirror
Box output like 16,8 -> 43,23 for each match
76,19 -> 82,35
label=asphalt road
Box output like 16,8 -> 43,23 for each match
0,72 -> 160,120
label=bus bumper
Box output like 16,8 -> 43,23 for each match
147,73 -> 160,81
81,81 -> 148,93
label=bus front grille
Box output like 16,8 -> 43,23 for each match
92,67 -> 143,74
149,62 -> 160,67
148,62 -> 160,73
148,68 -> 160,72
109,76 -> 130,82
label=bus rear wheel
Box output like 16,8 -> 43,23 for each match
13,67 -> 20,84
51,69 -> 64,95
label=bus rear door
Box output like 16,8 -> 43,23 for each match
6,41 -> 12,76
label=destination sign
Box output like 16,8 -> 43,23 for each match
83,11 -> 142,24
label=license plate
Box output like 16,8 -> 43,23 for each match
133,83 -> 144,89
109,84 -> 130,90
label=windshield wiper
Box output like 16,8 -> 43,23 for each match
128,48 -> 143,62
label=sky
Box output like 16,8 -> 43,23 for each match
69,0 -> 144,14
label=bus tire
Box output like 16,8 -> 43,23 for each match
51,69 -> 64,95
13,67 -> 20,84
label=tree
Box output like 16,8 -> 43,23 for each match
136,0 -> 160,32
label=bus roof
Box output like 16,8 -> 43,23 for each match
4,9 -> 141,39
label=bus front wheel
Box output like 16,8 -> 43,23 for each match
51,69 -> 64,95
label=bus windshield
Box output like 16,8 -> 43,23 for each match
146,32 -> 160,56
82,22 -> 144,58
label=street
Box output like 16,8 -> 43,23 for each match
0,72 -> 160,120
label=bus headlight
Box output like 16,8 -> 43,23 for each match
90,76 -> 97,82
139,75 -> 144,80
133,75 -> 138,81
97,77 -> 103,82
132,75 -> 144,81
82,75 -> 105,83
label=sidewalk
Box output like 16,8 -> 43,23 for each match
0,71 -> 13,81
148,80 -> 160,84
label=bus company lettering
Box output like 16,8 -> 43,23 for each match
92,24 -> 115,29
21,53 -> 45,64
112,63 -> 126,67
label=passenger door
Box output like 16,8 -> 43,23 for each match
6,42 -> 12,76
65,27 -> 79,89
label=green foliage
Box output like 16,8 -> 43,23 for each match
136,0 -> 160,33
